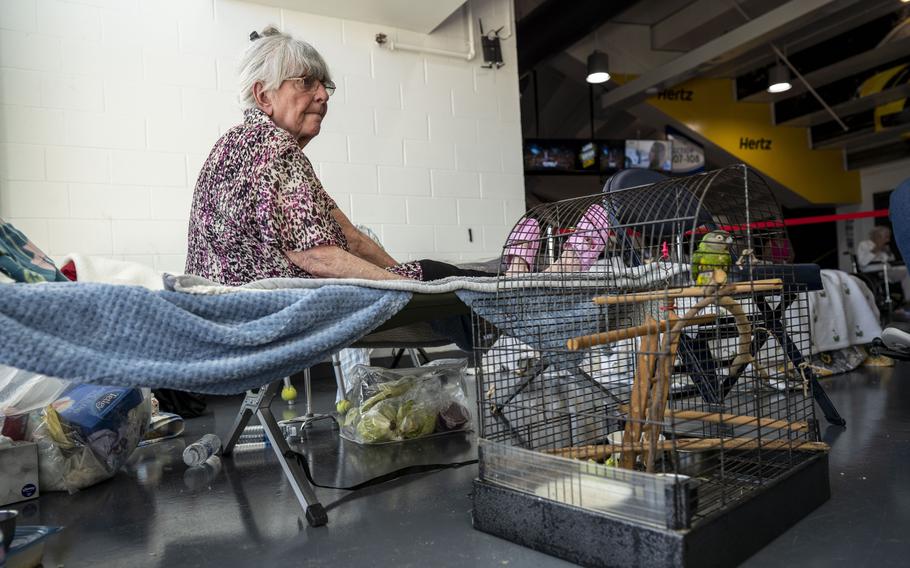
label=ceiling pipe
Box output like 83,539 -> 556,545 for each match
375,2 -> 475,61
729,0 -> 849,131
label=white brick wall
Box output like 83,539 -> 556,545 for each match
0,0 -> 523,270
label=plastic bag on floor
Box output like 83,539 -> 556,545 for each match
0,366 -> 71,440
336,347 -> 371,403
339,359 -> 473,445
26,384 -> 151,492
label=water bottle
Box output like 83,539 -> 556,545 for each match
183,455 -> 222,491
183,433 -> 222,467
234,441 -> 269,452
238,424 -> 270,446
231,445 -> 271,467
243,424 -> 265,436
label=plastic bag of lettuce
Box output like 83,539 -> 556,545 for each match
339,359 -> 473,444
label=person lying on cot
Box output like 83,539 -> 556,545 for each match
185,27 -> 608,285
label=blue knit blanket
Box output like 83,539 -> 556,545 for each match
0,282 -> 411,394
0,274 -> 627,394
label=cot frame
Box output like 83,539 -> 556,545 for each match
220,292 -> 472,527
218,270 -> 845,527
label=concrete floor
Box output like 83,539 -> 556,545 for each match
8,362 -> 910,567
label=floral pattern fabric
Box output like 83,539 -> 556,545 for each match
807,269 -> 882,352
186,108 -> 422,285
0,217 -> 69,283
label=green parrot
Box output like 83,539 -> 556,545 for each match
691,230 -> 733,285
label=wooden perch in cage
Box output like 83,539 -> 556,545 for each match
545,438 -> 830,461
566,314 -> 717,351
617,405 -> 809,432
591,279 -> 783,306
644,290 -> 753,472
620,316 -> 659,469
716,294 -> 754,377
645,308 -> 683,471
584,284 -> 756,472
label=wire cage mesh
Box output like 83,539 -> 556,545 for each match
472,164 -> 824,530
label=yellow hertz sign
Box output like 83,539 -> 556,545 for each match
645,78 -> 861,204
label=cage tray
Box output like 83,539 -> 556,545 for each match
472,452 -> 829,568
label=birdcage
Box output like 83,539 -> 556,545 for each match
470,165 -> 835,568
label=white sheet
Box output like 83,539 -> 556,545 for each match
167,261 -> 693,295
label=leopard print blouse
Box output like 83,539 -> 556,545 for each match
186,108 -> 422,285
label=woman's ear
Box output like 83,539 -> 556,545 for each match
252,82 -> 273,115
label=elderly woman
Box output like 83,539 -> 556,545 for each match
856,225 -> 910,301
186,28 -> 608,286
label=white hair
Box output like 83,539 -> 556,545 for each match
237,26 -> 332,109
871,225 -> 891,240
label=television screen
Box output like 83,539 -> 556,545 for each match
523,140 -> 578,171
599,140 -> 625,172
666,127 -> 705,174
624,140 -> 672,172
578,142 -> 597,170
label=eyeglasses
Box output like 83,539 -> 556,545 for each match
286,76 -> 336,97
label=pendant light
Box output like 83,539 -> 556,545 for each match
767,62 -> 792,93
586,50 -> 610,84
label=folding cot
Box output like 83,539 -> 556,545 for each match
219,291 -> 472,527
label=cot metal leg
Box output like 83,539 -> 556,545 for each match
754,295 -> 847,428
222,388 -> 258,455
222,380 -> 328,527
390,349 -> 405,368
332,353 -> 347,398
390,347 -> 429,368
676,334 -> 722,404
295,368 -> 338,430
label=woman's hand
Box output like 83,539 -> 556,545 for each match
286,246 -> 408,280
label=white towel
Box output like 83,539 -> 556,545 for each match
59,253 -> 164,290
